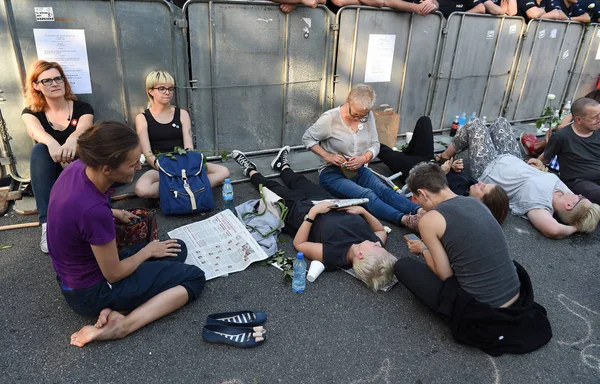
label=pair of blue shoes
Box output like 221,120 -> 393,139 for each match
202,310 -> 267,349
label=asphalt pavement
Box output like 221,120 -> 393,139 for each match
1,165 -> 600,384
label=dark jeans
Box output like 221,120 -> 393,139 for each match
30,143 -> 64,223
58,239 -> 206,318
394,257 -> 444,311
250,168 -> 331,232
565,179 -> 600,204
377,116 -> 434,182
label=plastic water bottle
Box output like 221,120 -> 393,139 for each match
561,100 -> 571,119
222,178 -> 234,213
482,116 -> 487,126
450,115 -> 459,137
292,252 -> 307,293
458,112 -> 467,129
468,111 -> 477,122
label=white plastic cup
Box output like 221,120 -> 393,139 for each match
306,260 -> 325,283
405,132 -> 413,144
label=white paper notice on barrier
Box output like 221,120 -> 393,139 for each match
596,39 -> 600,60
33,29 -> 92,94
364,34 -> 396,83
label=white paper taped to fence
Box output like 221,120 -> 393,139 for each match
364,34 -> 396,83
33,29 -> 92,94
34,7 -> 54,21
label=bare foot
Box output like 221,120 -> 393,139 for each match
95,308 -> 112,328
71,310 -> 125,348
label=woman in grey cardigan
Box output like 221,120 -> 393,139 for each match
302,84 -> 422,228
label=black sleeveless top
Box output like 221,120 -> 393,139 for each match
144,107 -> 184,154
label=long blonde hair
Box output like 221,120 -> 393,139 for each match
145,70 -> 175,108
24,60 -> 76,112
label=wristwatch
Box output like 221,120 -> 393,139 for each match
304,214 -> 314,224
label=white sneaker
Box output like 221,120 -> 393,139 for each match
40,223 -> 48,253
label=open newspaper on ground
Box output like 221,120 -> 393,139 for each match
310,198 -> 369,208
168,209 -> 269,280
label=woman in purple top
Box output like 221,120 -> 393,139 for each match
47,121 -> 205,347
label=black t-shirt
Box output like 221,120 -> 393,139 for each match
516,0 -> 561,20
557,0 -> 585,17
544,125 -> 600,182
411,0 -> 482,17
21,100 -> 94,145
309,210 -> 382,269
144,107 -> 184,154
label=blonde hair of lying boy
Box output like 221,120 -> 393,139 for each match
293,201 -> 397,291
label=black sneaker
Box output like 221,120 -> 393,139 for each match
271,146 -> 290,171
231,150 -> 257,177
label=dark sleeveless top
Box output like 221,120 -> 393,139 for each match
434,196 -> 520,308
144,107 -> 184,154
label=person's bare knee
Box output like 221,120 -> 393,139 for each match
207,163 -> 230,187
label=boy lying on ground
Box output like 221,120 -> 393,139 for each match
232,146 -> 397,291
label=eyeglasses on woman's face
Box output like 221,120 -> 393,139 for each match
36,76 -> 64,86
152,86 -> 175,94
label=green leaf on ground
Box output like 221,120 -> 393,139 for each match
0,245 -> 12,250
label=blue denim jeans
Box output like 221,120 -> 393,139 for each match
319,165 -> 420,224
30,143 -> 65,223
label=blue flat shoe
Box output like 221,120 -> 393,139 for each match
206,310 -> 267,327
202,324 -> 266,349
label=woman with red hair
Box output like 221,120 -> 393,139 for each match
22,60 -> 94,253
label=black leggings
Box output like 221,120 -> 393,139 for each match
249,168 -> 332,234
377,116 -> 434,181
249,168 -> 331,201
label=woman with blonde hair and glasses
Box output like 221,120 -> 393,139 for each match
22,60 -> 94,253
134,70 -> 229,199
302,84 -> 423,229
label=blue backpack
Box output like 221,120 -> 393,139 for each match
155,151 -> 214,215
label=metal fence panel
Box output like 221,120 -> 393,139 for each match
506,20 -> 584,121
565,23 -> 600,102
0,1 -> 30,180
0,0 -> 183,180
334,8 -> 443,134
428,13 -> 524,130
186,1 -> 333,153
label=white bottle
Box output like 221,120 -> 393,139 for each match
482,116 -> 487,126
561,100 -> 571,119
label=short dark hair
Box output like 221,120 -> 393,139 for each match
406,162 -> 448,194
571,97 -> 599,119
481,185 -> 509,224
77,121 -> 139,169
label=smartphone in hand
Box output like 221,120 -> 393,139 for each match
403,234 -> 420,243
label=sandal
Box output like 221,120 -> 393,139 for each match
519,132 -> 540,156
206,310 -> 267,327
202,324 -> 266,348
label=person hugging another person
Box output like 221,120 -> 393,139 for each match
437,117 -> 600,238
47,121 -> 205,347
395,162 -> 552,355
231,146 -> 397,291
302,84 -> 423,229
22,60 -> 95,253
134,70 -> 229,199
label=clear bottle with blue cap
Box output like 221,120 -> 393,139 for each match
222,178 -> 234,213
292,252 -> 306,293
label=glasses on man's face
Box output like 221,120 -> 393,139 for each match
348,104 -> 369,123
36,76 -> 64,86
572,194 -> 585,210
152,86 -> 175,94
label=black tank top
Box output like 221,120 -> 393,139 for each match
144,107 -> 184,154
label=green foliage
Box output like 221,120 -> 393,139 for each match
536,105 -> 561,129
154,147 -> 230,163
264,249 -> 294,281
0,245 -> 12,250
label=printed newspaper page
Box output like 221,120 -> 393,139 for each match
168,210 -> 269,280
